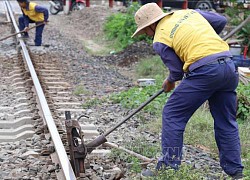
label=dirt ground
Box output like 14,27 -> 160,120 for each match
47,6 -> 155,66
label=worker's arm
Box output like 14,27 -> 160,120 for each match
196,9 -> 227,34
35,5 -> 49,22
153,42 -> 184,83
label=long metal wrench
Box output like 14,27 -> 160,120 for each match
0,22 -> 45,42
86,88 -> 165,153
104,88 -> 164,136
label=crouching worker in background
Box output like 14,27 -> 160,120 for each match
17,0 -> 49,46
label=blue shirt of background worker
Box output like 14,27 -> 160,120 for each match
17,0 -> 49,46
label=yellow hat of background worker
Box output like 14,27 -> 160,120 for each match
132,3 -> 173,38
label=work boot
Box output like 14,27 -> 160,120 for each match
230,170 -> 243,180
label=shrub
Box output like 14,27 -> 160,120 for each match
103,3 -> 151,49
225,6 -> 250,54
236,83 -> 250,122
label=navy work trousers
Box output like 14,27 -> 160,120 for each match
18,16 -> 45,46
157,59 -> 244,175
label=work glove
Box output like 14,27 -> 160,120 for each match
162,79 -> 175,92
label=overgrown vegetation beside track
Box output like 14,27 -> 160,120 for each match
104,3 -> 151,50
225,5 -> 250,53
108,57 -> 250,178
237,83 -> 250,122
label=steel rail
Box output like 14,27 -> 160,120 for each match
4,1 -> 11,22
4,1 -> 76,180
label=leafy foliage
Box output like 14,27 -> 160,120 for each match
236,83 -> 250,122
103,3 -> 152,49
225,7 -> 250,51
129,157 -> 142,173
109,77 -> 170,115
238,23 -> 250,48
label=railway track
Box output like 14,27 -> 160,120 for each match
0,1 -> 160,179
0,1 -> 110,179
2,2 -> 243,179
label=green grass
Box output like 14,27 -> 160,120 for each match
141,116 -> 162,134
82,97 -> 107,109
73,85 -> 91,96
184,108 -> 217,152
239,121 -> 250,157
109,138 -> 207,179
139,107 -> 250,179
146,165 -> 205,180
109,79 -> 170,115
124,138 -> 161,159
111,105 -> 250,179
135,56 -> 168,79
243,153 -> 250,179
143,108 -> 218,152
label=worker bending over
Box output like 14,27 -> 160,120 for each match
17,0 -> 49,46
132,3 -> 244,179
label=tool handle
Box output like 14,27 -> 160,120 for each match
222,15 -> 250,41
104,89 -> 165,137
0,22 -> 45,42
0,30 -> 25,41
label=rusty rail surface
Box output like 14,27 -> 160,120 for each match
4,1 -> 76,179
